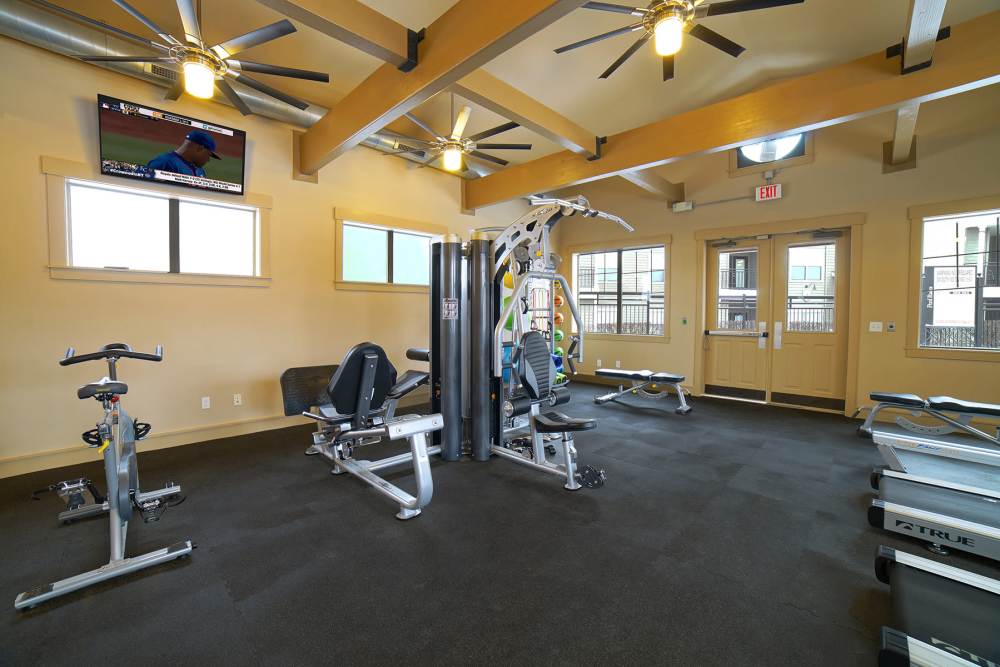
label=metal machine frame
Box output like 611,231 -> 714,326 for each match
430,196 -> 631,488
285,346 -> 444,520
16,344 -> 192,610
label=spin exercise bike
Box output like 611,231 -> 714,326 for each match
15,344 -> 193,609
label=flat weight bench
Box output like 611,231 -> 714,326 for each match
856,391 -> 1000,447
594,368 -> 692,415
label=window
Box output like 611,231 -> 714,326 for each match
575,246 -> 664,335
737,134 -> 806,167
341,221 -> 431,286
716,249 -> 758,330
786,244 -> 836,333
66,179 -> 260,277
918,210 -> 1000,350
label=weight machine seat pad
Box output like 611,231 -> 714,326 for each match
77,379 -> 128,399
596,368 -> 652,381
534,411 -> 597,433
869,392 -> 926,408
928,396 -> 1000,417
650,372 -> 685,384
387,370 -> 429,400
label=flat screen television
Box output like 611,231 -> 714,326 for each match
98,94 -> 246,195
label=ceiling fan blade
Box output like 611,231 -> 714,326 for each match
233,73 -> 310,110
554,23 -> 644,54
175,0 -> 204,46
450,105 -> 472,140
164,78 -> 184,101
29,0 -> 170,51
468,151 -> 509,167
581,2 -> 647,16
467,121 -> 519,142
216,78 -> 253,115
79,55 -> 174,62
599,34 -> 649,79
212,20 -> 297,58
227,60 -> 329,82
688,23 -> 745,57
662,54 -> 675,81
376,131 -> 435,147
416,152 -> 442,168
381,147 -> 426,157
111,0 -> 182,45
475,143 -> 532,150
403,112 -> 444,140
701,0 -> 803,17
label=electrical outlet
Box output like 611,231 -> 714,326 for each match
596,358 -> 602,368
615,360 -> 621,368
233,393 -> 242,406
869,321 -> 883,333
201,396 -> 211,410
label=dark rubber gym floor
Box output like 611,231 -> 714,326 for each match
2,383 -> 996,665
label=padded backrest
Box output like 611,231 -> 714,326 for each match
279,365 -> 338,416
517,331 -> 555,400
327,342 -> 397,416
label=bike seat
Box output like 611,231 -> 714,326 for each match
869,392 -> 925,408
77,378 -> 128,399
928,396 -> 1000,417
534,411 -> 597,434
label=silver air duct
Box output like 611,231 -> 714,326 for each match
0,0 -> 432,166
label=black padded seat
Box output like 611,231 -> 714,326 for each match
928,396 -> 1000,417
869,392 -> 925,408
78,379 -> 128,399
596,368 -> 652,381
650,372 -> 685,383
534,411 -> 596,433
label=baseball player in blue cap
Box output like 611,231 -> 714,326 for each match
146,129 -> 221,177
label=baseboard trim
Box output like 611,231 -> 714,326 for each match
0,413 -> 299,479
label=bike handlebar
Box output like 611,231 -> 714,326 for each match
60,344 -> 163,366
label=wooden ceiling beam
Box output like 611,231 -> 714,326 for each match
255,0 -> 418,70
619,171 -> 685,203
885,1 -> 948,169
294,0 -> 588,175
450,69 -> 600,157
462,10 -> 1000,210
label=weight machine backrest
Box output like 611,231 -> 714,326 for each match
279,365 -> 338,416
517,331 -> 556,400
327,342 -> 397,427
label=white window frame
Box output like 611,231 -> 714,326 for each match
44,156 -> 271,287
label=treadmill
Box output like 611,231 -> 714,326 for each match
875,546 -> 1000,666
869,470 -> 1000,560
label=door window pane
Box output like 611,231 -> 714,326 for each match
392,231 -> 430,285
342,223 -> 388,283
786,243 -> 835,332
919,212 -> 1000,349
716,249 -> 758,330
68,181 -> 170,271
178,201 -> 257,276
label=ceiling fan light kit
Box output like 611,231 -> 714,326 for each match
558,0 -> 805,82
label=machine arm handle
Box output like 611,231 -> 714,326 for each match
528,196 -> 634,232
406,348 -> 430,362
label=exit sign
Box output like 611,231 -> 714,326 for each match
756,184 -> 782,201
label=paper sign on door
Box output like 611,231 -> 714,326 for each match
774,322 -> 783,350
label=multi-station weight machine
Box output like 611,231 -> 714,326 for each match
429,196 -> 632,489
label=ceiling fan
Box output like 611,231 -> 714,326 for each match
35,0 -> 328,114
554,0 -> 805,81
381,101 -> 532,176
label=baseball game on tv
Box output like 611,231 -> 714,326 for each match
98,94 -> 246,195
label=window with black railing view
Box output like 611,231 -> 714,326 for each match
574,246 -> 665,335
786,243 -> 836,332
716,248 -> 758,330
919,211 -> 1000,350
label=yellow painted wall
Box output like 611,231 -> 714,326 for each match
552,84 -> 1000,413
0,37 -> 525,477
